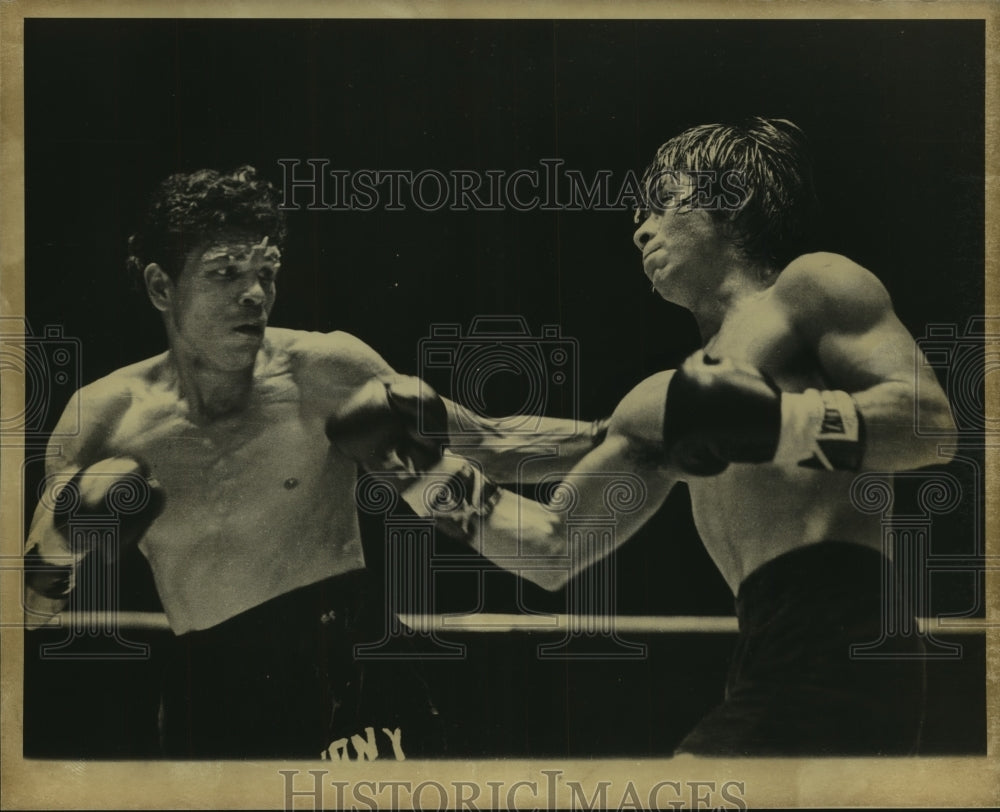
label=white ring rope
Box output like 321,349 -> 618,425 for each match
32,611 -> 990,635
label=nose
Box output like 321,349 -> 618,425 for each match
633,216 -> 653,251
239,278 -> 266,307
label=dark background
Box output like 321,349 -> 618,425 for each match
22,18 -> 986,757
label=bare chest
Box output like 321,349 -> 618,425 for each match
103,385 -> 339,519
687,293 -> 878,589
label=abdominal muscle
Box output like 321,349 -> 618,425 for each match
139,452 -> 365,634
687,463 -> 884,595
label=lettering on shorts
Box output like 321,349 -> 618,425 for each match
320,726 -> 405,761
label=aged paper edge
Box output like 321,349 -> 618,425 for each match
1,0 -> 997,809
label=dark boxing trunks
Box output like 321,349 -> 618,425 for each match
159,569 -> 443,759
677,541 -> 926,756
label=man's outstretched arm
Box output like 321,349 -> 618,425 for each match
310,330 -> 607,484
394,372 -> 678,590
441,398 -> 607,484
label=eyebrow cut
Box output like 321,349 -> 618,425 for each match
200,247 -> 240,263
199,243 -> 283,267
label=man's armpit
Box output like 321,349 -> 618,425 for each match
622,435 -> 667,470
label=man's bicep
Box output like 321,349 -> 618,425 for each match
608,370 -> 674,445
326,331 -> 398,380
814,309 -> 922,392
778,255 -> 920,392
778,256 -> 956,468
300,331 -> 400,413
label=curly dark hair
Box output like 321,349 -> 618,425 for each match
126,165 -> 288,281
640,117 -> 819,271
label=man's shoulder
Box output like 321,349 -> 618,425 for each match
772,252 -> 893,328
265,326 -> 377,357
264,327 -> 393,385
49,353 -> 170,468
610,369 -> 674,446
73,353 -> 169,410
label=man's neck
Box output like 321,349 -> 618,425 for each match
168,351 -> 257,419
691,262 -> 774,341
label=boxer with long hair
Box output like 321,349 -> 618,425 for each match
331,118 -> 957,755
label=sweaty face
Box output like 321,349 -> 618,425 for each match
632,174 -> 731,309
165,233 -> 281,370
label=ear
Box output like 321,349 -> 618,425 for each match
143,263 -> 173,312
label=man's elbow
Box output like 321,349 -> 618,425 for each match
523,567 -> 570,592
23,588 -> 64,631
921,397 -> 959,464
888,401 -> 958,469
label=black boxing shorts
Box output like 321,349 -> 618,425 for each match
159,569 -> 444,760
676,541 -> 926,756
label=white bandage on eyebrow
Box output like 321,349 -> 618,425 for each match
249,236 -> 281,263
773,389 -> 864,471
202,236 -> 281,264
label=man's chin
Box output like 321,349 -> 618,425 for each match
210,336 -> 266,370
652,282 -> 675,303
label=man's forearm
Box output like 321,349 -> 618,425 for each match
469,489 -> 572,591
444,400 -> 604,483
852,381 -> 956,470
396,434 -> 675,590
400,473 -> 606,592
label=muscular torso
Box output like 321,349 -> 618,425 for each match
685,289 -> 882,594
65,329 -> 374,633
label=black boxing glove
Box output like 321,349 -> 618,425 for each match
663,352 -> 864,476
26,457 -> 165,599
663,353 -> 782,475
325,376 -> 448,473
51,457 -> 166,547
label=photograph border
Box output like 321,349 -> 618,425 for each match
1,0 -> 997,808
